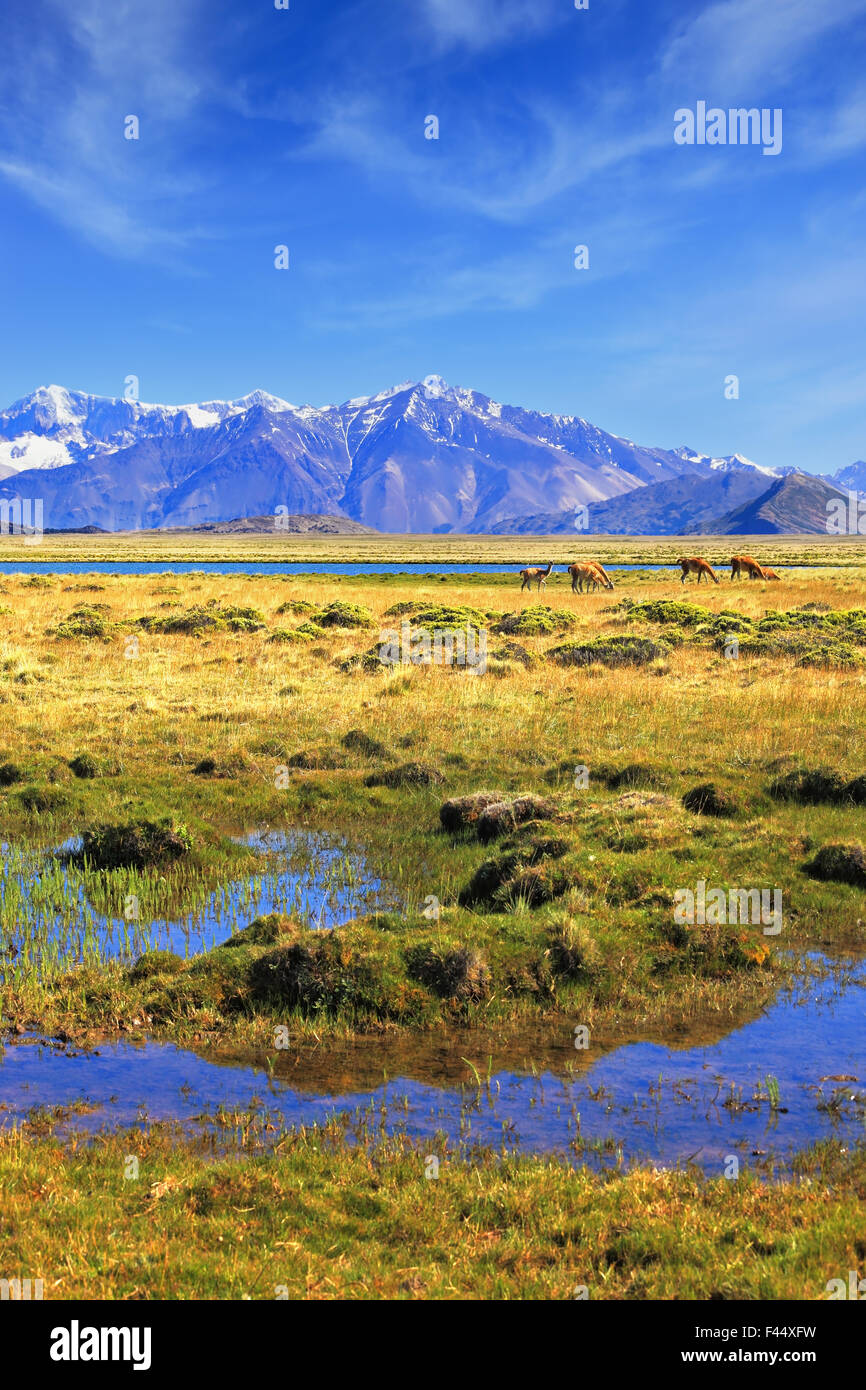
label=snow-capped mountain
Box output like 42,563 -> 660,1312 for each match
828,460 -> 866,494
0,384 -> 297,474
0,377 -> 795,532
673,447 -> 790,479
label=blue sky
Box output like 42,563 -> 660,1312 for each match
1,0 -> 864,471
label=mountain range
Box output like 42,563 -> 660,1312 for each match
0,378 -> 859,535
680,471 -> 855,535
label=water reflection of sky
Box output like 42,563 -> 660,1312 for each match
2,959 -> 862,1177
1,830 -> 390,970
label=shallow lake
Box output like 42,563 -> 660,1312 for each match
0,831 -> 391,977
2,955 -> 862,1176
0,560 -> 664,576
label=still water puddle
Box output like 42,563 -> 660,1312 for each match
0,830 -> 390,975
2,956 -> 863,1176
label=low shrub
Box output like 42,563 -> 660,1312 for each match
549,635 -> 665,667
494,606 -> 575,637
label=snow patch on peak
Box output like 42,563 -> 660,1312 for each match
709,453 -> 779,478
229,390 -> 296,414
421,374 -> 450,396
0,434 -> 75,471
182,405 -> 222,428
419,375 -> 509,419
677,446 -> 778,478
33,384 -> 84,425
343,381 -> 414,410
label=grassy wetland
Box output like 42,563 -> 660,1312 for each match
1,535 -> 865,1299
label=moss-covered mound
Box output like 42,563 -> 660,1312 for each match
658,922 -> 757,977
459,834 -> 570,909
221,915 -> 301,949
286,748 -> 342,770
623,599 -> 709,626
341,729 -> 392,758
68,752 -> 101,780
14,785 -> 71,814
50,605 -> 116,641
365,761 -> 445,788
74,818 -> 193,870
492,640 -> 538,667
495,606 -> 576,637
612,602 -> 866,670
129,950 -> 186,982
315,601 -> 375,629
125,913 -> 521,1028
439,791 -> 508,834
245,922 -> 428,1022
391,602 -> 488,631
404,944 -> 492,1002
476,794 -> 559,843
140,602 -> 265,635
682,783 -> 737,817
803,843 -> 866,888
548,919 -> 602,982
768,768 -> 849,804
275,599 -> 320,617
549,635 -> 665,667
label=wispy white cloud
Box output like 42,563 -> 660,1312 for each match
0,160 -> 193,258
291,0 -> 866,229
797,85 -> 866,163
2,0 -> 863,306
660,0 -> 865,92
0,0 -> 211,262
308,202 -> 694,331
293,88 -> 665,225
420,0 -> 563,52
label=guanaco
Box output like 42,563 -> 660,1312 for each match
519,561 -> 553,593
678,556 -> 720,585
762,567 -> 781,581
587,560 -> 614,591
730,554 -> 766,581
568,561 -> 614,593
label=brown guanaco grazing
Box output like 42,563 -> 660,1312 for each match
568,561 -> 614,593
762,567 -> 781,581
588,561 -> 614,590
519,561 -> 553,593
730,554 -> 766,581
678,556 -> 720,585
